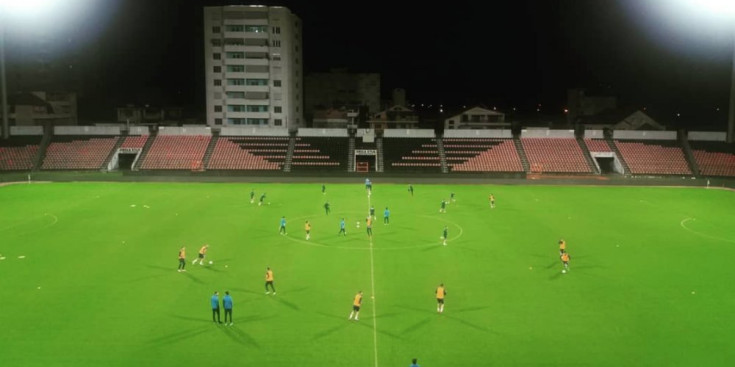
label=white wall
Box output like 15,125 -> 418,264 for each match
382,129 -> 435,138
10,126 -> 43,135
443,129 -> 512,138
220,127 -> 289,136
157,126 -> 212,136
297,128 -> 349,137
613,130 -> 676,140
521,129 -> 575,138
583,129 -> 605,139
687,131 -> 727,142
54,126 -> 121,135
128,126 -> 150,136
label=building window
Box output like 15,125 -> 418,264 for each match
245,25 -> 268,33
246,105 -> 268,112
225,25 -> 243,32
214,105 -> 222,112
214,79 -> 222,86
295,58 -> 299,65
274,119 -> 283,126
212,26 -> 221,33
226,91 -> 245,99
227,118 -> 246,125
227,105 -> 245,112
227,79 -> 245,86
271,40 -> 281,47
274,106 -> 282,113
213,66 -> 221,73
272,26 -> 280,34
226,52 -> 244,59
272,54 -> 281,61
246,118 -> 268,125
226,65 -> 245,72
273,80 -> 282,87
213,53 -> 221,60
211,39 -> 222,46
215,118 -> 223,125
246,79 -> 268,86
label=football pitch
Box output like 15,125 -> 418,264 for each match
1,181 -> 734,366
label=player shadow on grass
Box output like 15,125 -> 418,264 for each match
221,326 -> 259,348
145,327 -> 214,348
314,311 -> 402,340
313,323 -> 349,340
399,317 -> 432,335
395,305 -> 498,335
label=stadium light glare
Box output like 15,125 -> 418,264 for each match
675,0 -> 735,19
0,0 -> 65,18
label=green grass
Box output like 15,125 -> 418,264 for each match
1,182 -> 734,366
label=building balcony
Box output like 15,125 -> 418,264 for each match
243,58 -> 269,66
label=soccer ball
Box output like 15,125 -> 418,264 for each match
209,260 -> 213,265
562,269 -> 566,274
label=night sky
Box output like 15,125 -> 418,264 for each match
4,0 -> 733,128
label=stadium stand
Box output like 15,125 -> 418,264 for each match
139,135 -> 211,170
521,138 -> 593,173
382,138 -> 441,172
290,137 -> 347,170
41,136 -> 119,170
689,142 -> 735,177
614,140 -> 692,175
443,138 -> 523,172
120,135 -> 149,149
207,136 -> 287,171
584,139 -> 613,152
0,136 -> 41,171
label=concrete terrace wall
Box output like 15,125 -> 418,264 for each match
688,131 -> 727,142
157,126 -> 212,136
443,129 -> 512,138
584,129 -> 605,139
613,130 -> 676,140
521,129 -> 575,138
11,126 -> 43,136
382,129 -> 435,138
220,127 -> 289,136
55,126 -> 121,135
297,128 -> 349,137
128,126 -> 150,135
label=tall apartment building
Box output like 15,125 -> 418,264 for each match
203,5 -> 303,129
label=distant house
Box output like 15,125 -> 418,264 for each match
580,109 -> 666,131
117,105 -> 184,126
9,91 -> 77,126
312,108 -> 360,128
444,106 -> 506,130
368,105 -> 419,130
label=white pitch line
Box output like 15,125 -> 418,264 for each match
367,193 -> 379,367
680,217 -> 735,243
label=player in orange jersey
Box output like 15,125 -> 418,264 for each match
349,291 -> 363,321
177,246 -> 186,272
436,284 -> 447,313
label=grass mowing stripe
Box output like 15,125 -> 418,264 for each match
368,192 -> 379,367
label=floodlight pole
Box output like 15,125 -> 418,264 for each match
0,22 -> 8,140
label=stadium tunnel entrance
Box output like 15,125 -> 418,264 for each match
590,152 -> 624,174
354,149 -> 377,172
107,148 -> 142,171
